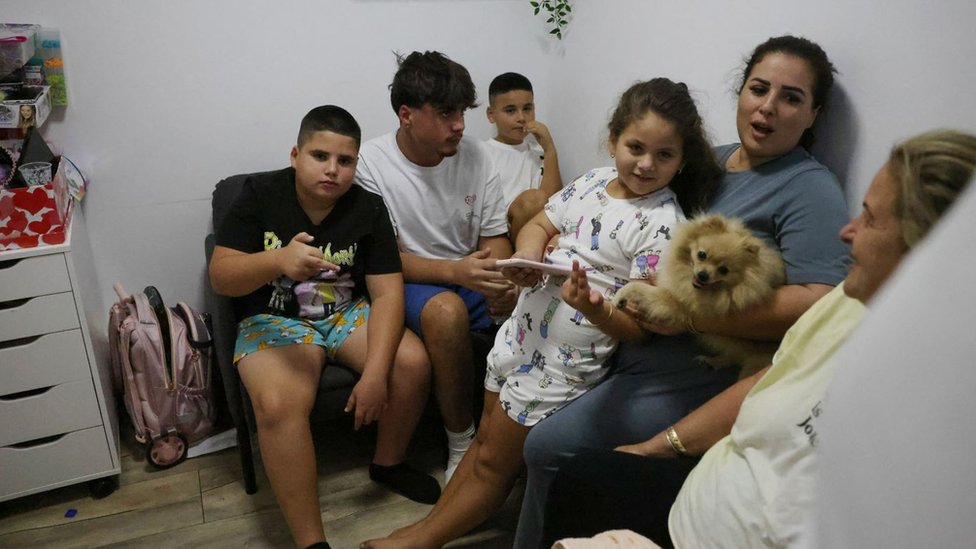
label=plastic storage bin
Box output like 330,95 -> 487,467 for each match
0,26 -> 37,78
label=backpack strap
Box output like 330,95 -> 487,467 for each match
144,286 -> 173,373
115,287 -> 164,441
174,302 -> 213,349
130,290 -> 156,326
130,291 -> 171,390
174,303 -> 214,389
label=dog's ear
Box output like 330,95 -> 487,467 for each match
701,214 -> 727,232
744,241 -> 760,256
674,238 -> 692,258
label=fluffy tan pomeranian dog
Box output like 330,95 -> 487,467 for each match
613,214 -> 786,377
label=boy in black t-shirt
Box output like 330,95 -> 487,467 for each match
210,106 -> 438,549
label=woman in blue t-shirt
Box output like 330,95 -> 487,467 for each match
516,35 -> 850,549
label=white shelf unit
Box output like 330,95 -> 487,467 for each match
0,207 -> 120,501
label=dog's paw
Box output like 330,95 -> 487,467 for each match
612,282 -> 657,311
614,283 -> 686,327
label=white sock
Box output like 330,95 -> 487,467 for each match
444,423 -> 475,484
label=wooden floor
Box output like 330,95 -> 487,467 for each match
0,420 -> 522,548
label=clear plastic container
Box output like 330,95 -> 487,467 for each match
43,57 -> 66,105
0,26 -> 37,78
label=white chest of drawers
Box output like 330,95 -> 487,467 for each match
0,208 -> 121,501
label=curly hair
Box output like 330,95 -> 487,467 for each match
608,78 -> 721,214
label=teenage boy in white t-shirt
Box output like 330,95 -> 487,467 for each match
356,51 -> 517,483
484,72 -> 563,241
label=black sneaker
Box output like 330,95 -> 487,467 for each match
369,462 -> 441,504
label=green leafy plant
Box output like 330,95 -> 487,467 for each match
530,0 -> 572,40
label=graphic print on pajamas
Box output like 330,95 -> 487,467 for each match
590,213 -> 603,250
485,167 -> 684,426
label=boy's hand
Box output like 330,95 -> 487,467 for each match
280,232 -> 338,281
345,374 -> 388,430
525,120 -> 554,152
454,248 -> 512,299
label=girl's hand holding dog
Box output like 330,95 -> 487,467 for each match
564,263 -> 651,341
280,232 -> 340,281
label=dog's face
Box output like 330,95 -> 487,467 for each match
673,216 -> 761,291
685,232 -> 759,290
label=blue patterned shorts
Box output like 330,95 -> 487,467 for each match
233,297 -> 370,364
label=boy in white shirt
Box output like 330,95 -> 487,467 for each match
485,72 -> 563,241
356,51 -> 517,483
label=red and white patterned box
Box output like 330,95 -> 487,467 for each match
0,158 -> 72,250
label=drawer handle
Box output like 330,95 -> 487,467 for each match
0,385 -> 53,401
0,334 -> 42,350
8,433 -> 66,449
0,258 -> 24,271
0,298 -> 30,311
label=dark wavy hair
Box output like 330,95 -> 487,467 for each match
297,105 -> 361,148
738,35 -> 836,150
608,78 -> 721,214
389,51 -> 478,113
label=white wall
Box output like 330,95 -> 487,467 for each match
4,0 -> 553,316
5,0 -> 976,330
547,1 -> 976,206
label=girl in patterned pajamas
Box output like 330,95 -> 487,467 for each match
361,78 -> 721,549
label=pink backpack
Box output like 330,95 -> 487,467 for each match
108,283 -> 216,468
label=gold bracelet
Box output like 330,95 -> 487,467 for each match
590,303 -> 614,327
666,425 -> 689,457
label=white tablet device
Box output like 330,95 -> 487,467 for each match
495,258 -> 575,277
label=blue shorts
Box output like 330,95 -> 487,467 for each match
233,297 -> 370,364
404,283 -> 491,339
